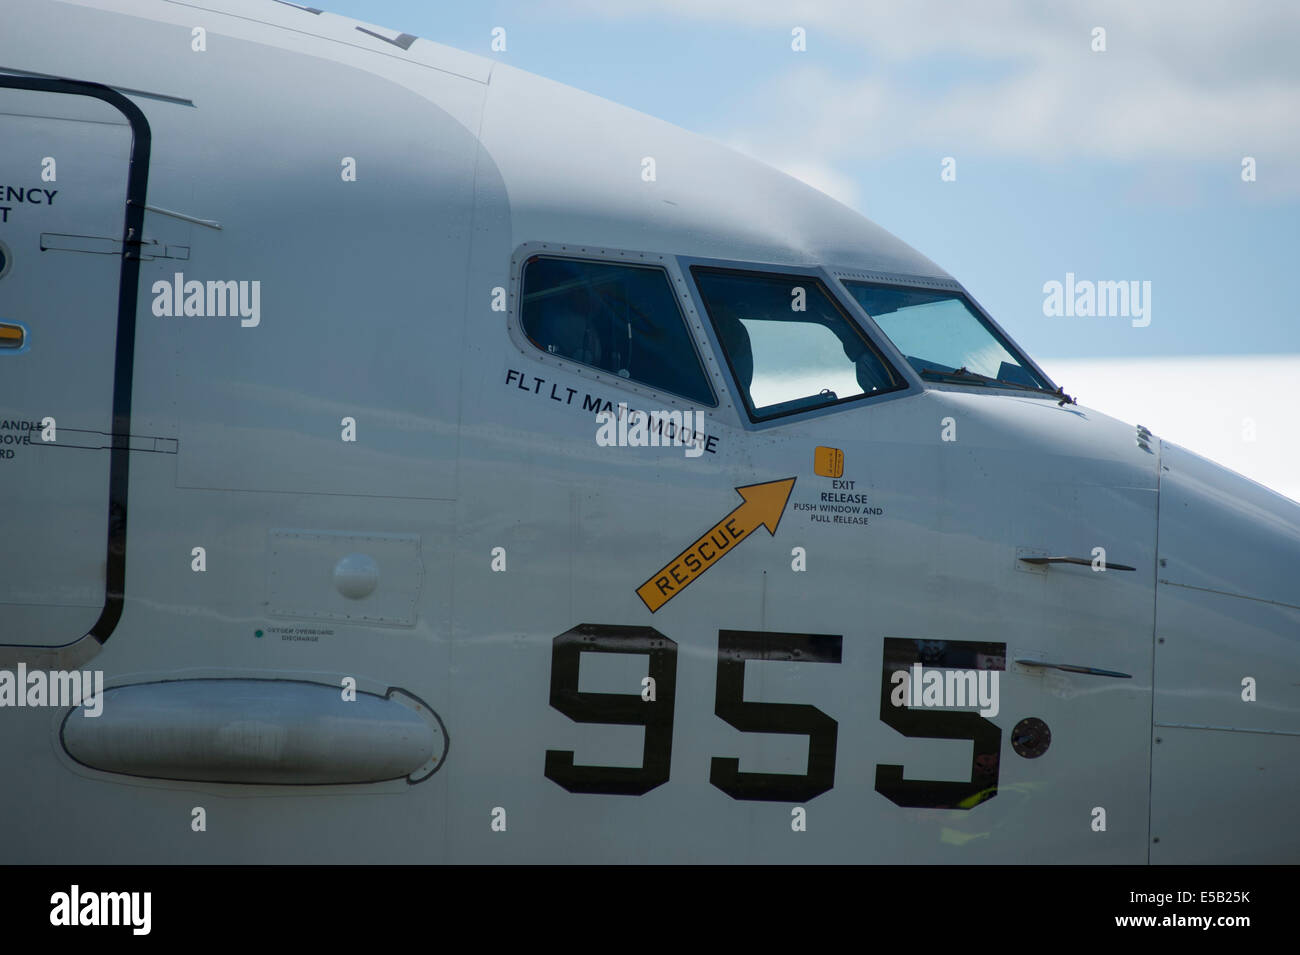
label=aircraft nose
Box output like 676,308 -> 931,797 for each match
1153,439 -> 1300,731
1157,441 -> 1300,609
1150,440 -> 1300,862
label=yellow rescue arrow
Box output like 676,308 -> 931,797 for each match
636,478 -> 797,613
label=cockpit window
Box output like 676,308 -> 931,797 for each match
691,267 -> 903,421
521,257 -> 715,405
842,282 -> 1051,392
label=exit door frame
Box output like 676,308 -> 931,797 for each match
0,73 -> 151,665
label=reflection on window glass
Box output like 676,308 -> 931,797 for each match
521,257 -> 714,405
842,283 -> 1049,391
692,268 -> 901,420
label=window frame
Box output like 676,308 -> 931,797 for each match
684,260 -> 912,425
831,268 -> 1060,398
507,243 -> 721,410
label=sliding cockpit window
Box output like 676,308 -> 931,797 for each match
842,282 -> 1051,393
520,256 -> 716,406
691,267 -> 904,421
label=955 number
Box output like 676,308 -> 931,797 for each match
544,623 -> 1003,809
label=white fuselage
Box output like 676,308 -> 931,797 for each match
0,0 -> 1296,863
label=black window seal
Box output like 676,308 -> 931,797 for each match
0,74 -> 151,665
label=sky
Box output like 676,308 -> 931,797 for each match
319,0 -> 1298,499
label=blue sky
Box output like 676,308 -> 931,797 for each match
319,0 -> 1299,363
315,1 -> 1298,497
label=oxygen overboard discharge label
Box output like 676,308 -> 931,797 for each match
636,478 -> 796,613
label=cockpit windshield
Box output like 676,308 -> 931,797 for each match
692,267 -> 904,420
842,282 -> 1052,394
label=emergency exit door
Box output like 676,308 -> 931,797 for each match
0,75 -> 150,658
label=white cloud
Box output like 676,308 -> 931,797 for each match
557,0 -> 1300,192
723,137 -> 863,207
769,159 -> 861,208
1040,354 -> 1300,503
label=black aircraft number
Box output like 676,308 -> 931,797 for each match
544,624 -> 1005,808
